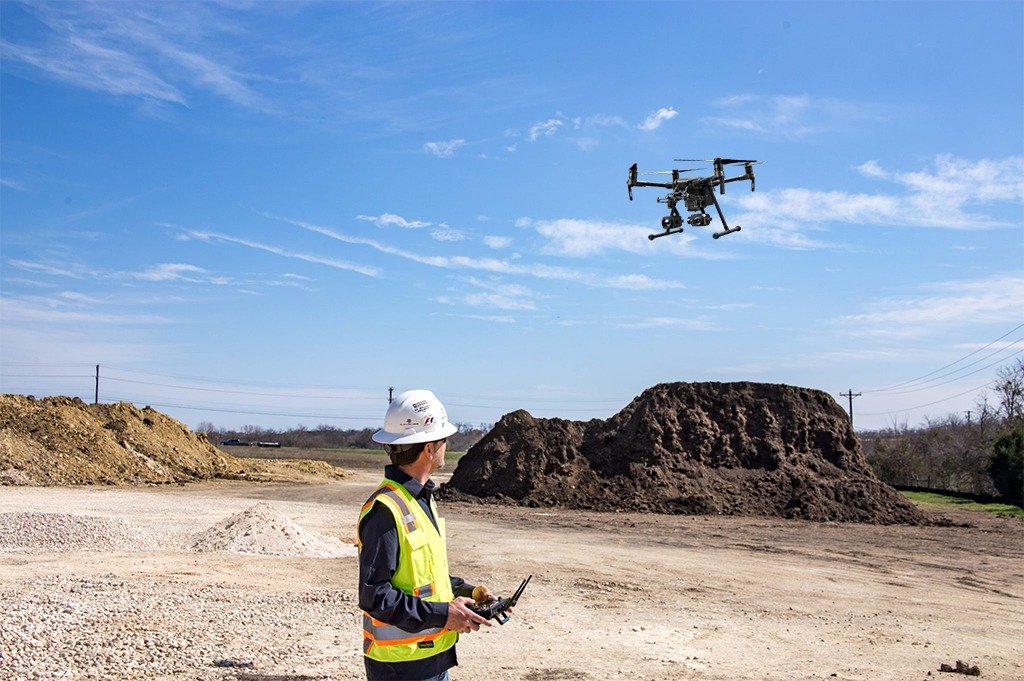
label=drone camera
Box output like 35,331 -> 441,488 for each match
687,213 -> 712,227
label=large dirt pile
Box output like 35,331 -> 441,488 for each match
441,382 -> 925,524
0,394 -> 343,486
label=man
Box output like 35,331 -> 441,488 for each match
358,389 -> 490,681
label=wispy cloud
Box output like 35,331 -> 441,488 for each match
734,155 -> 1024,241
184,230 -> 382,278
522,217 -> 732,260
616,316 -> 719,330
638,107 -> 677,131
274,214 -> 687,290
834,273 -> 1024,338
704,94 -> 885,138
0,295 -> 169,325
3,3 -> 272,112
445,313 -> 516,324
7,259 -> 89,279
431,226 -> 467,242
129,263 -> 209,282
423,139 -> 466,157
483,235 -> 512,249
527,118 -> 563,142
1,178 -> 27,191
356,213 -> 432,229
1,36 -> 186,104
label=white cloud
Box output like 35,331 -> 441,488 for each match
431,227 -> 467,242
638,107 -> 678,131
527,118 -> 563,142
483,235 -> 512,249
834,273 -> 1024,338
1,178 -> 27,191
277,214 -> 686,290
616,316 -> 718,330
445,313 -> 516,324
185,230 -> 382,278
529,217 -> 728,260
704,94 -> 886,138
0,296 -> 168,325
7,259 -> 89,279
423,139 -> 466,158
1,37 -> 186,104
131,263 -> 208,282
736,154 -> 1024,236
356,213 -> 432,229
604,275 -> 685,291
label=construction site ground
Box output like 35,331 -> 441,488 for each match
1,449 -> 1021,681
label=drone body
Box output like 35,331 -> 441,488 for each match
627,158 -> 759,240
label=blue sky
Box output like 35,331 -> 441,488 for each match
1,1 -> 1022,433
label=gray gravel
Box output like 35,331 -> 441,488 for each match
0,512 -> 164,553
0,574 -> 363,680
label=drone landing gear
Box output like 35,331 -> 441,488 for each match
706,190 -> 741,239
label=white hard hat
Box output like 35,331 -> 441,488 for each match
372,389 -> 459,446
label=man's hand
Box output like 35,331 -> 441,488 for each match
445,596 -> 491,634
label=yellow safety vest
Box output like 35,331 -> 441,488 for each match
358,478 -> 458,663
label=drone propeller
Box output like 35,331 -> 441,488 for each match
642,167 -> 704,175
675,157 -> 762,165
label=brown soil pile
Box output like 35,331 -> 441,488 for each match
441,382 -> 926,524
0,394 -> 345,486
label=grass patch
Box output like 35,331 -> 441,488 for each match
902,491 -> 1024,516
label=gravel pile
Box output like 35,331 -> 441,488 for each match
0,512 -> 161,553
188,503 -> 355,558
0,574 -> 361,680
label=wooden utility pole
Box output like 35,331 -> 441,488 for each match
94,365 -> 100,405
388,386 -> 394,404
839,389 -> 861,428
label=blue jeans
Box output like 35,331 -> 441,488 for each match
422,673 -> 449,681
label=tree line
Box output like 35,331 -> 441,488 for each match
859,359 -> 1023,505
196,421 -> 492,453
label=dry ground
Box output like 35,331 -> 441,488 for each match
1,451 -> 1022,681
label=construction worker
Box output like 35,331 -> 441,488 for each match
358,389 -> 490,681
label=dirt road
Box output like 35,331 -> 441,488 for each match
1,458 -> 1021,680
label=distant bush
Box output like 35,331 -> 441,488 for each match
989,429 -> 1023,506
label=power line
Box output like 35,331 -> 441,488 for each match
862,346 -> 1024,395
859,378 -> 1002,417
863,322 -> 1024,393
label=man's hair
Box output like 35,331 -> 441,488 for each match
385,442 -> 428,466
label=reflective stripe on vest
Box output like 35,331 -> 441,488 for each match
358,478 -> 458,664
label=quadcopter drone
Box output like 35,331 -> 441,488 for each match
627,157 -> 760,240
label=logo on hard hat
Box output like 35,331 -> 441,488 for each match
423,416 -> 435,426
412,400 -> 429,413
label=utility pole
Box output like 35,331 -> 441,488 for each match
388,386 -> 394,404
965,410 -> 972,426
839,389 -> 861,428
94,365 -> 100,405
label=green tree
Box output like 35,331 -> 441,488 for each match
989,429 -> 1024,506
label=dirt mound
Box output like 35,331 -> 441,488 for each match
441,382 -> 926,524
188,503 -> 355,557
0,394 -> 346,486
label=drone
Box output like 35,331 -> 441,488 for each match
627,157 -> 760,240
